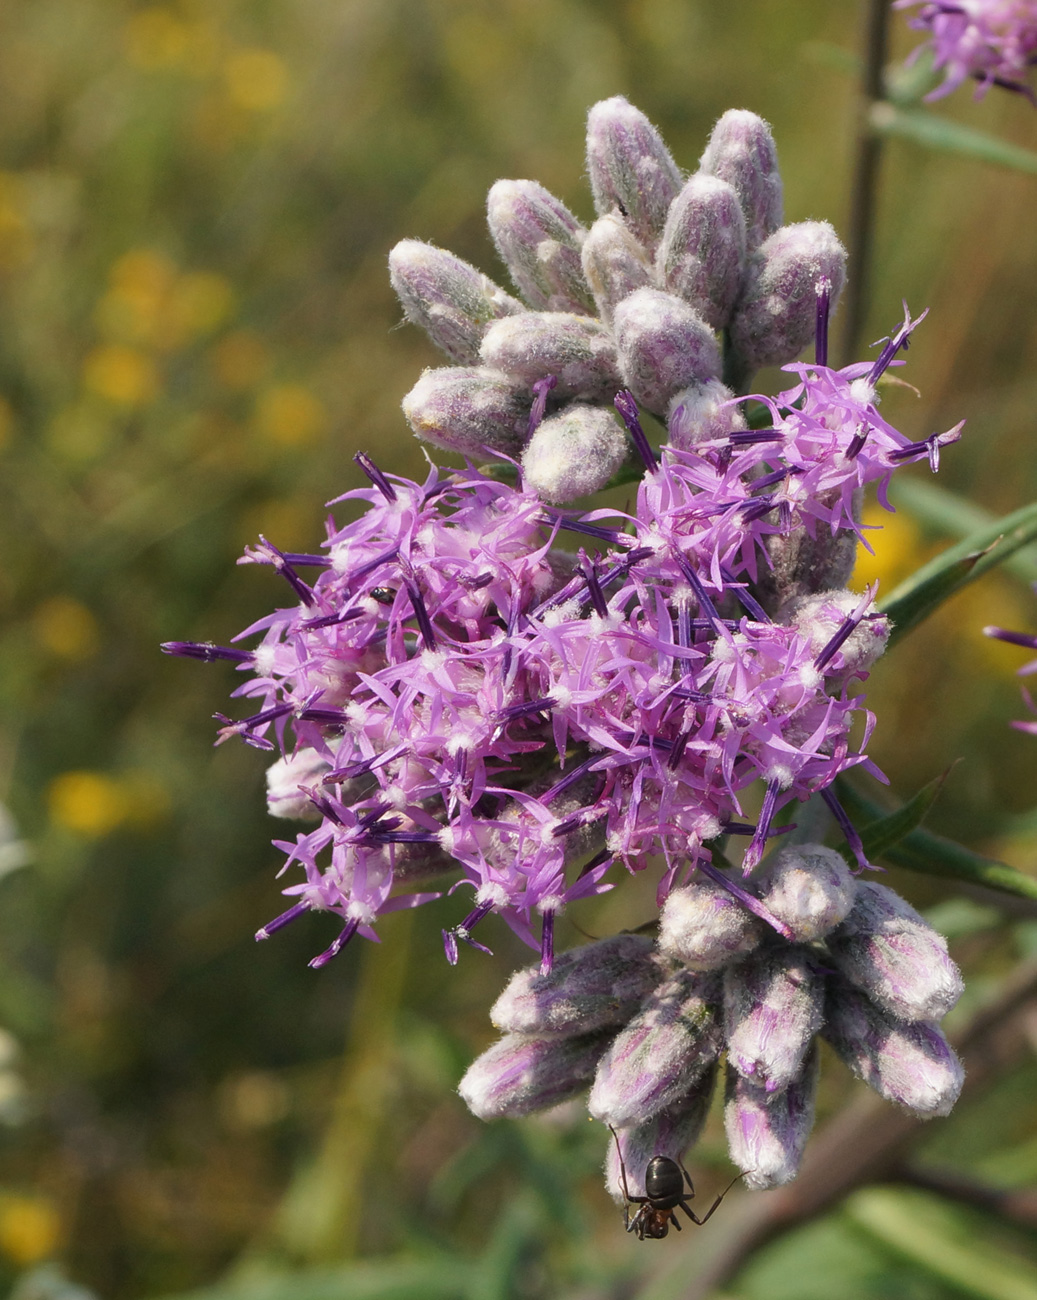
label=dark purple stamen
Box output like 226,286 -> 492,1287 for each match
672,551 -> 725,637
300,607 -> 366,630
677,603 -> 692,649
741,778 -> 782,874
724,821 -> 796,839
367,829 -> 439,845
888,425 -> 962,473
349,546 -> 400,586
161,641 -> 253,663
541,511 -> 626,544
749,468 -> 790,493
528,375 -> 558,439
667,729 -> 690,770
278,552 -> 331,567
325,742 -> 407,783
581,552 -> 609,618
729,429 -> 782,446
577,848 -> 613,880
615,389 -> 658,473
814,593 -> 871,671
551,806 -> 603,838
249,537 -> 316,606
814,276 -> 831,367
308,917 -> 361,969
539,909 -> 556,975
215,700 -> 294,735
820,785 -> 870,872
443,901 -> 495,964
846,426 -> 869,460
496,696 -> 558,722
720,567 -> 770,623
866,304 -> 929,387
354,451 -> 398,502
398,559 -> 437,651
461,571 -> 496,591
540,755 -> 603,805
984,626 -> 1037,651
695,859 -> 795,940
740,496 -> 782,525
255,901 -> 309,941
298,706 -> 352,726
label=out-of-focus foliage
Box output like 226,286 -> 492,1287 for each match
0,1 -> 1035,1298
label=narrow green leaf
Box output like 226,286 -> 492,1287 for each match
879,498 -> 1037,647
889,478 -> 1037,585
836,779 -> 1037,903
856,771 -> 948,860
151,1259 -> 472,1300
869,103 -> 1037,174
847,1187 -> 1037,1300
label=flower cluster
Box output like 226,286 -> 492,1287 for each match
461,843 -> 964,1192
895,0 -> 1037,101
391,99 -> 847,503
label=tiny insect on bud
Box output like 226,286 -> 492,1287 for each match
479,312 -> 621,402
388,239 -> 523,364
658,878 -> 765,970
265,748 -> 330,820
490,933 -> 662,1038
657,174 -> 747,330
589,969 -> 722,1127
401,365 -> 532,456
586,96 -> 683,251
822,978 -> 964,1117
755,843 -> 857,942
724,1046 -> 819,1189
580,214 -> 654,324
826,881 -> 965,1023
458,1030 -> 611,1119
667,379 -> 745,450
728,221 -> 847,372
724,945 -> 823,1092
699,110 -> 783,251
486,179 -> 593,315
522,404 -> 629,504
613,288 -> 722,417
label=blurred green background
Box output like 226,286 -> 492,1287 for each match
0,1 -> 1035,1297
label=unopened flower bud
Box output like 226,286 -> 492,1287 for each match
667,379 -> 745,450
657,174 -> 746,329
728,221 -> 847,371
388,239 -> 523,364
827,882 -> 964,1022
724,1047 -> 818,1189
479,312 -> 620,401
658,878 -> 764,970
756,844 -> 857,942
724,946 -> 823,1091
490,933 -> 661,1038
522,404 -> 628,504
402,366 -> 531,455
699,110 -> 783,251
613,289 -> 722,416
580,214 -> 653,323
486,180 -> 593,315
586,97 -> 682,250
764,499 -> 863,610
605,1066 -> 717,1200
459,1031 -> 610,1119
786,590 -> 891,680
266,748 -> 330,819
823,979 -> 964,1117
589,969 -> 722,1127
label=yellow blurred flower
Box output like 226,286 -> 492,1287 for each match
95,249 -> 177,345
82,344 -> 160,407
49,772 -> 132,838
255,384 -> 327,446
224,48 -> 289,111
124,7 -> 190,70
158,271 -> 235,350
46,401 -> 116,464
0,1196 -> 60,1266
851,499 -> 925,595
30,597 -> 99,661
210,330 -> 271,390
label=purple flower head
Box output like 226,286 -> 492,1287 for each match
895,1 -> 1037,101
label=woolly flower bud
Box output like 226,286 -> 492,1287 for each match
657,174 -> 746,330
388,239 -> 523,364
613,289 -> 721,417
490,933 -> 661,1038
459,1031 -> 610,1120
589,969 -> 722,1127
605,1067 -> 716,1200
486,180 -> 592,315
522,404 -> 628,504
724,946 -> 823,1092
827,882 -> 964,1022
580,214 -> 653,324
667,379 -> 745,450
786,590 -> 890,680
823,979 -> 963,1117
729,221 -> 847,371
724,1047 -> 818,1190
699,110 -> 783,251
480,312 -> 620,401
586,96 -> 682,251
266,748 -> 329,819
764,501 -> 863,610
755,844 -> 857,942
402,366 -> 530,456
658,878 -> 764,970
